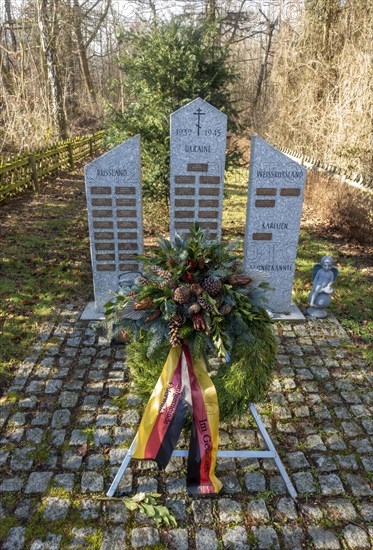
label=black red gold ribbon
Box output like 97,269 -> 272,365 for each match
132,343 -> 222,495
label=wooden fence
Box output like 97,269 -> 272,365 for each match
278,145 -> 373,193
3,132 -> 370,201
0,130 -> 106,201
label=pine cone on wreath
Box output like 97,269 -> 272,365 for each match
169,314 -> 185,346
158,279 -> 176,289
197,296 -> 214,312
188,302 -> 202,315
152,266 -> 172,280
190,283 -> 204,296
219,304 -> 233,316
173,286 -> 191,304
202,276 -> 222,297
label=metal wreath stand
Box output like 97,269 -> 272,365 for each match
107,403 -> 297,499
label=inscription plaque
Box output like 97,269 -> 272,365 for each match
253,232 -> 273,240
255,200 -> 276,208
256,188 -> 276,196
175,175 -> 195,184
187,163 -> 208,172
280,188 -> 301,197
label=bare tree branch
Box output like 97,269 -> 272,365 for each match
85,0 -> 112,48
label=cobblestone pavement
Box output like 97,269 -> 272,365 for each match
1,305 -> 372,549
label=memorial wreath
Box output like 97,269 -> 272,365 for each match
104,223 -> 277,421
104,223 -> 276,494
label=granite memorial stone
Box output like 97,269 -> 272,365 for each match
244,136 -> 306,314
83,135 -> 143,315
170,97 -> 227,242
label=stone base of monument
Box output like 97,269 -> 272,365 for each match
267,303 -> 306,324
81,301 -> 105,321
306,306 -> 328,319
81,301 -> 306,323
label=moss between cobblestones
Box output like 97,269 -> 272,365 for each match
24,504 -> 58,547
23,496 -> 105,549
110,394 -> 131,409
0,517 -> 18,540
255,490 -> 278,503
3,390 -> 20,403
1,493 -> 20,511
246,528 -> 257,546
47,486 -> 72,499
318,513 -> 342,529
80,426 -> 95,446
85,529 -> 103,550
30,442 -> 50,465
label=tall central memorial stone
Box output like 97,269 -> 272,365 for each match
82,135 -> 143,318
170,98 -> 227,242
244,136 -> 306,316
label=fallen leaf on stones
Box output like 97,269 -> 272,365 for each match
78,443 -> 88,456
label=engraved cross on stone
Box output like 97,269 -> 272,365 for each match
193,107 -> 205,136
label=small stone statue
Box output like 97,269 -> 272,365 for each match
307,255 -> 338,318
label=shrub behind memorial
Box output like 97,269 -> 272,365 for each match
107,18 -> 240,201
304,172 -> 373,245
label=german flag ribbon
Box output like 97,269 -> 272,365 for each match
132,343 -> 222,495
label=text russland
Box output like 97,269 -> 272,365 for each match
97,168 -> 127,177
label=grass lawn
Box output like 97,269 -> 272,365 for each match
0,172 -> 92,388
0,164 -> 371,390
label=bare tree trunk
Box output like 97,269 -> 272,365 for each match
252,14 -> 277,113
206,0 -> 217,22
148,0 -> 157,26
73,0 -> 96,104
37,0 -> 68,140
4,0 -> 17,51
1,0 -> 17,92
65,0 -> 78,116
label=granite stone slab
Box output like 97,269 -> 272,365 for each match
244,136 -> 306,313
170,98 -> 227,242
84,135 -> 143,312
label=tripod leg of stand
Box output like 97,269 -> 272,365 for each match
107,436 -> 137,497
106,407 -> 297,499
249,403 -> 297,499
